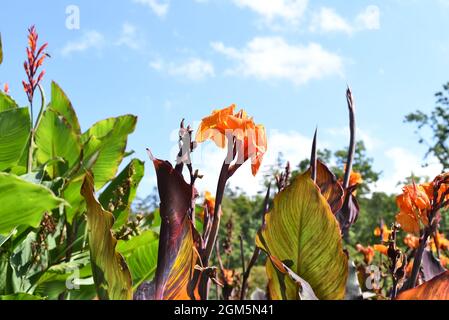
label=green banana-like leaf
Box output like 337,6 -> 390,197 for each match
265,254 -> 318,300
0,108 -> 31,171
49,82 -> 81,135
0,173 -> 65,235
117,230 -> 159,291
35,108 -> 81,178
82,115 -> 137,189
99,159 -> 145,229
34,252 -> 96,300
0,293 -> 44,300
151,158 -> 199,300
256,172 -> 348,300
81,171 -> 132,300
62,173 -> 86,224
0,92 -> 18,112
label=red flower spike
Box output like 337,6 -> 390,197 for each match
22,25 -> 49,105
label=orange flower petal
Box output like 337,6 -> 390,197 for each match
374,244 -> 389,256
396,210 -> 421,234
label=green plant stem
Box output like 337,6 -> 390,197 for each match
26,84 -> 46,173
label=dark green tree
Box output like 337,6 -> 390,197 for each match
297,141 -> 381,196
405,82 -> 449,170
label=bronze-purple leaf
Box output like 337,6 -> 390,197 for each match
309,160 -> 344,214
151,158 -> 199,300
336,185 -> 360,234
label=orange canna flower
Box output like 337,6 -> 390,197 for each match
374,225 -> 391,242
374,244 -> 389,256
196,105 -> 267,176
356,244 -> 375,265
197,191 -> 216,222
440,255 -> 449,268
204,191 -> 216,216
396,183 -> 431,234
3,83 -> 9,94
404,234 -> 420,250
221,269 -> 234,286
436,232 -> 449,251
349,171 -> 363,187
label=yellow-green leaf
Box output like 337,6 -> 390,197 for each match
0,108 -> 31,171
49,82 -> 81,135
35,108 -> 81,178
82,115 -> 137,189
117,230 -> 159,291
81,171 -> 132,300
256,172 -> 348,300
0,92 -> 19,112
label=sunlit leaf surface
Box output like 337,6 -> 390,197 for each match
81,171 -> 133,300
257,172 -> 348,300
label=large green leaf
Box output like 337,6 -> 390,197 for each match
99,159 -> 145,229
81,171 -> 132,300
50,82 -> 81,135
0,108 -> 31,171
0,293 -> 44,300
82,115 -> 137,189
34,252 -> 95,300
0,92 -> 19,112
35,108 -> 81,178
62,173 -> 86,224
117,230 -> 159,291
0,173 -> 64,235
256,172 -> 348,300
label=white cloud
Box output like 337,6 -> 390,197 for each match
326,127 -> 382,152
115,23 -> 141,50
61,30 -> 105,56
310,7 -> 353,34
193,129 -> 315,196
232,0 -> 308,26
150,58 -> 215,80
211,36 -> 344,86
133,0 -> 169,17
373,147 -> 442,195
355,5 -> 381,30
310,5 -> 381,34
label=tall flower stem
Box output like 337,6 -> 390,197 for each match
343,87 -> 356,189
407,228 -> 430,289
203,161 -> 230,263
27,84 -> 46,173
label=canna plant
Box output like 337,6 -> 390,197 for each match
3,26 -> 449,302
0,27 -> 145,300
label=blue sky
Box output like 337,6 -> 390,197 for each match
2,0 -> 449,197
